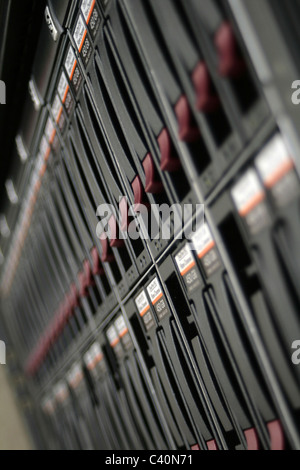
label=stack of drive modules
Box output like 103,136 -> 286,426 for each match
0,0 -> 300,450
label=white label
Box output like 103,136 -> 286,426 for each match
84,342 -> 103,370
231,169 -> 265,217
81,0 -> 95,22
67,363 -> 83,389
42,396 -> 55,415
35,152 -> 44,173
192,223 -> 215,259
40,136 -> 49,158
51,95 -> 62,122
107,325 -> 120,348
175,244 -> 195,276
45,117 -> 55,143
74,15 -> 87,52
147,277 -> 163,305
84,350 -> 94,369
53,382 -> 69,404
135,291 -> 150,317
65,46 -> 77,79
255,135 -> 294,188
90,342 -> 103,361
57,72 -> 69,102
115,315 -> 128,337
15,135 -> 28,162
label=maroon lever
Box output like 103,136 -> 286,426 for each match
192,62 -> 220,113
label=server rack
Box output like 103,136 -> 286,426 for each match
0,0 -> 299,450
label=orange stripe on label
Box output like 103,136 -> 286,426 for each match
181,261 -> 196,277
110,338 -> 120,348
198,241 -> 216,259
39,163 -> 47,178
44,147 -> 51,162
239,191 -> 265,217
50,129 -> 56,144
264,159 -> 294,188
94,353 -> 103,364
87,0 -> 96,24
119,328 -> 129,338
57,106 -> 63,123
79,29 -> 87,53
63,85 -> 69,104
140,305 -> 150,317
152,292 -> 163,305
34,180 -> 41,194
70,60 -> 77,80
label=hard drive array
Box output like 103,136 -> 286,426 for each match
0,0 -> 299,450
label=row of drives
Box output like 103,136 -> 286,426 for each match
1,0 -> 300,450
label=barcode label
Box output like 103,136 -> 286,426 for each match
51,95 -> 62,122
81,0 -> 96,23
135,291 -> 150,317
107,325 -> 120,348
57,71 -> 69,103
65,45 -> 77,80
147,278 -> 163,305
42,397 -> 55,415
74,15 -> 87,53
175,245 -> 195,276
67,364 -> 83,389
115,315 -> 133,351
148,277 -> 169,321
114,315 -> 128,338
45,117 -> 56,144
192,223 -> 215,259
84,342 -> 104,370
40,136 -> 50,161
232,169 -> 265,217
54,382 -> 69,404
256,135 -> 295,188
135,290 -> 155,331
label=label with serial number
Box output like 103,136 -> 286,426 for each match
135,290 -> 155,331
81,0 -> 101,38
65,45 -> 83,95
57,71 -> 74,116
175,245 -> 201,293
115,315 -> 133,351
107,324 -> 123,359
232,169 -> 271,233
192,223 -> 221,277
40,135 -> 51,162
57,71 -> 69,104
74,15 -> 92,66
51,95 -> 66,134
255,134 -> 299,207
67,363 -> 84,390
53,382 -> 69,404
45,116 -> 56,144
42,396 -> 56,416
84,342 -> 106,376
256,135 -> 294,188
231,169 -> 265,217
147,277 -> 169,321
